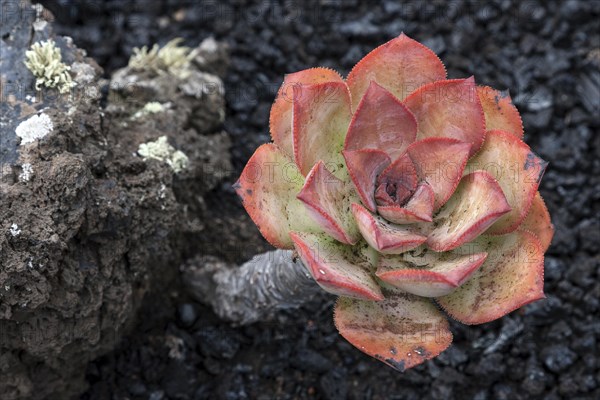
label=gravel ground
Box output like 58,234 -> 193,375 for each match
37,0 -> 600,399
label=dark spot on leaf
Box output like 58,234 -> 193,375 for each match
537,161 -> 549,183
413,346 -> 430,358
246,189 -> 253,195
385,358 -> 406,372
390,346 -> 397,355
493,94 -> 502,110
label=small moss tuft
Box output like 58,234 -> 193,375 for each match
24,40 -> 76,93
128,38 -> 196,78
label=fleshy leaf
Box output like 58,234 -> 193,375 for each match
377,205 -> 432,224
520,192 -> 554,252
343,149 -> 391,212
290,232 -> 384,301
376,247 -> 488,297
437,231 -> 545,324
352,203 -> 427,254
293,81 -> 352,177
375,153 -> 418,207
477,86 -> 524,139
426,171 -> 511,252
344,81 -> 417,160
377,182 -> 435,224
270,68 -> 344,157
235,144 -> 320,249
407,138 -> 472,210
334,289 -> 453,372
346,33 -> 446,109
466,130 -> 548,234
404,77 -> 485,156
297,161 -> 360,244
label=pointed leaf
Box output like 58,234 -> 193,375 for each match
293,81 -> 352,177
290,232 -> 384,301
297,161 -> 360,244
347,33 -> 446,109
352,203 -> 427,254
235,144 -> 320,249
404,78 -> 485,156
407,138 -> 472,210
466,130 -> 548,234
520,192 -> 554,252
477,86 -> 524,139
344,81 -> 417,160
376,247 -> 488,297
270,68 -> 344,157
427,171 -> 511,252
375,153 -> 418,206
377,182 -> 435,224
334,290 -> 453,372
343,149 -> 391,212
437,231 -> 545,324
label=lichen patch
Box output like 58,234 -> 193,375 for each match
137,136 -> 189,174
128,38 -> 196,78
9,224 -> 21,237
19,163 -> 34,182
132,102 -> 166,119
24,39 -> 76,93
15,113 -> 53,145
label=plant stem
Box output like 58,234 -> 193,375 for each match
182,250 -> 321,325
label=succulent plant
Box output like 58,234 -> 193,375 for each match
235,34 -> 553,371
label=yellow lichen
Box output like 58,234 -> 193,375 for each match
24,40 -> 76,93
131,101 -> 165,119
128,38 -> 196,78
137,136 -> 189,174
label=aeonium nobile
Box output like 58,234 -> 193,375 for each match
235,33 -> 553,371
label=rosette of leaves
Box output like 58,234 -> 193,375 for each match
235,34 -> 553,371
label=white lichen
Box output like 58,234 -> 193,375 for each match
138,136 -> 189,174
9,224 -> 21,237
131,101 -> 166,119
24,39 -> 76,93
128,38 -> 196,78
19,163 -> 34,182
15,113 -> 53,145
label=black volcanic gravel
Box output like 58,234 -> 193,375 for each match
35,0 -> 600,399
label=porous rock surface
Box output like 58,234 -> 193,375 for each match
0,2 -> 230,398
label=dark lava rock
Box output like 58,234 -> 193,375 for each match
177,303 -> 198,328
541,345 -> 578,373
196,326 -> 241,360
467,353 -> 506,383
436,344 -> 468,367
291,347 -> 333,373
577,67 -> 600,115
161,359 -> 196,399
128,381 -> 147,396
319,367 -> 348,400
492,382 -> 516,400
216,373 -> 248,400
522,358 -> 548,395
